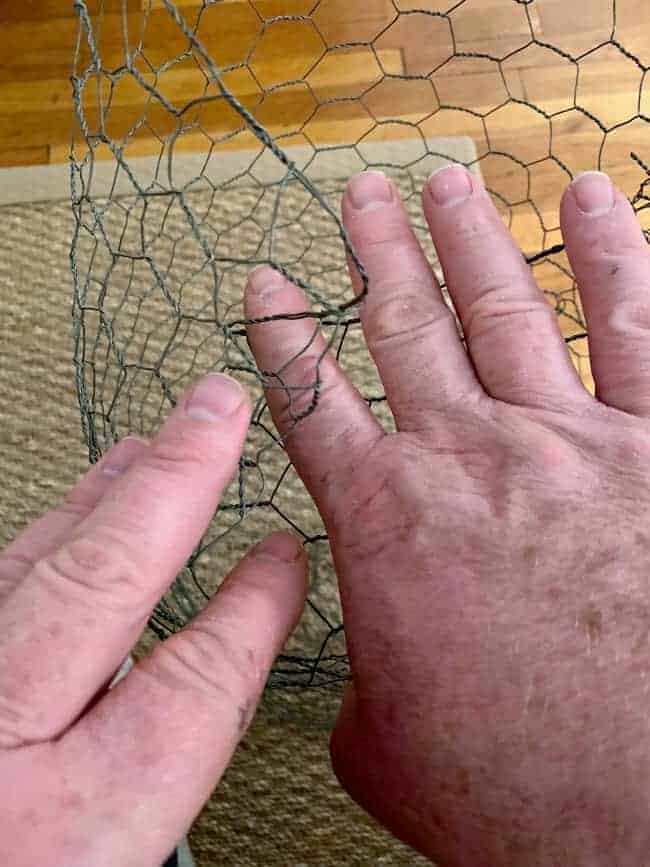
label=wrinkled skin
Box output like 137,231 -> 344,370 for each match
244,168 -> 650,866
1,165 -> 649,867
0,378 -> 308,867
330,403 -> 650,866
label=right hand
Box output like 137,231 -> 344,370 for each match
0,374 -> 307,867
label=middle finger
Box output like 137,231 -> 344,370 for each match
342,170 -> 483,430
422,164 -> 590,410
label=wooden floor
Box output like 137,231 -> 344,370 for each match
1,0 -> 647,209
1,0 -> 649,392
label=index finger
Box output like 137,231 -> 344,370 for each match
244,265 -> 384,518
0,374 -> 251,748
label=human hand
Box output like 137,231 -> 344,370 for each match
245,167 -> 650,866
0,376 -> 307,867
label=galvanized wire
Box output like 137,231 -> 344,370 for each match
71,0 -> 649,686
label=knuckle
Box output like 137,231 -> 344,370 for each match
0,574 -> 15,601
61,474 -> 109,512
526,426 -> 581,475
364,288 -> 453,349
352,211 -> 417,251
0,549 -> 35,578
0,692 -> 52,748
463,282 -> 554,342
145,432 -> 211,480
272,354 -> 334,426
58,495 -> 93,520
34,535 -> 143,609
604,295 -> 650,338
156,625 -> 260,707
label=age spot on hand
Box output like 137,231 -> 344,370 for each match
579,604 -> 604,644
522,544 -> 537,565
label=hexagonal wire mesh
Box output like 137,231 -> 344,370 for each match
70,0 -> 649,687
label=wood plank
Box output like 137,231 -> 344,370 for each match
0,0 -> 142,23
0,6 -> 260,79
147,0 -> 317,10
0,47 -> 403,157
312,0 -> 395,45
0,146 -> 50,168
1,0 -> 645,224
446,0 -> 534,59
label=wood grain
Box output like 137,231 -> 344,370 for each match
1,1 -> 646,174
0,0 -> 648,393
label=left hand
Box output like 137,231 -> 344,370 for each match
0,374 -> 308,867
243,167 -> 650,865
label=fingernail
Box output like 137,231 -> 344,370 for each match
248,264 -> 285,298
347,171 -> 393,211
185,373 -> 246,422
102,436 -> 147,477
254,532 -> 303,563
571,171 -> 615,216
428,164 -> 474,207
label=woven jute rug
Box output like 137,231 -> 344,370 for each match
0,190 -> 434,864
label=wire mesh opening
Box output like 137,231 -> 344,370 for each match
70,0 -> 649,687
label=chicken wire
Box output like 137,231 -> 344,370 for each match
70,0 -> 650,688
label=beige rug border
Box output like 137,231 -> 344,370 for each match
0,135 -> 477,205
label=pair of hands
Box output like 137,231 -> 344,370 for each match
2,165 -> 650,867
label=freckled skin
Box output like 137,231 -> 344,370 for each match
522,544 -> 537,564
634,531 -> 650,550
579,604 -> 604,643
328,403 -> 650,867
0,388 -> 308,866
3,167 -> 650,867
242,167 -> 650,864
